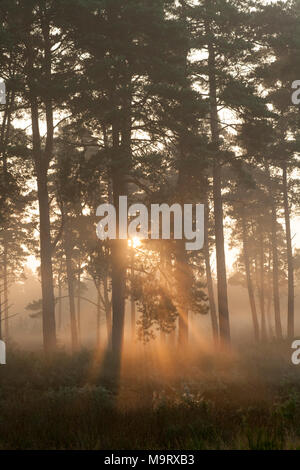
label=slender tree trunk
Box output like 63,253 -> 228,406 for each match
64,220 -> 78,353
97,286 -> 101,347
266,244 -> 274,339
266,292 -> 273,339
110,67 -> 131,366
166,244 -> 177,345
77,263 -> 81,343
111,166 -> 127,365
58,277 -> 62,331
1,92 -> 14,341
259,230 -> 267,342
174,207 -> 191,349
174,0 -> 191,350
111,200 -> 127,365
0,94 -> 9,148
241,210 -> 259,342
283,164 -> 294,339
204,199 -> 218,344
26,29 -> 56,353
267,167 -> 283,339
103,276 -> 112,349
36,169 -> 57,352
159,245 -> 167,346
1,89 -> 14,158
3,236 -> 8,339
207,37 -> 230,344
130,246 -> 136,341
176,240 -> 190,348
130,291 -> 136,342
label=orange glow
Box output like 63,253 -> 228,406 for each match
26,255 -> 40,274
128,237 -> 142,249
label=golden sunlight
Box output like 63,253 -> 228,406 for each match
128,237 -> 142,249
25,255 -> 40,274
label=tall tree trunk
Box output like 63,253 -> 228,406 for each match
241,210 -> 259,342
259,230 -> 267,342
58,277 -> 62,331
1,91 -> 14,341
204,199 -> 218,344
36,169 -> 57,352
130,246 -> 136,341
266,244 -> 274,339
110,60 -> 132,366
77,263 -> 81,343
111,134 -> 128,366
130,290 -> 136,342
3,235 -> 8,339
1,89 -> 14,158
26,27 -> 56,353
96,285 -> 101,347
267,167 -> 283,339
171,0 -> 193,350
176,240 -> 190,348
283,164 -> 294,339
207,36 -> 230,344
266,292 -> 273,340
103,276 -> 112,350
64,219 -> 78,353
111,237 -> 127,360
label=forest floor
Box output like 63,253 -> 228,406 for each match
0,342 -> 300,449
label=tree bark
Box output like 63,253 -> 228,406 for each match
77,264 -> 81,343
36,170 -> 57,352
266,243 -> 274,339
130,247 -> 136,342
241,210 -> 259,342
26,22 -> 56,353
259,229 -> 267,341
58,277 -> 62,331
103,276 -> 112,349
3,235 -> 8,339
176,240 -> 190,348
110,126 -> 128,366
96,285 -> 101,347
207,36 -> 231,344
204,199 -> 218,344
64,219 -> 78,353
109,36 -> 131,364
283,164 -> 294,339
1,91 -> 15,341
267,167 -> 283,340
